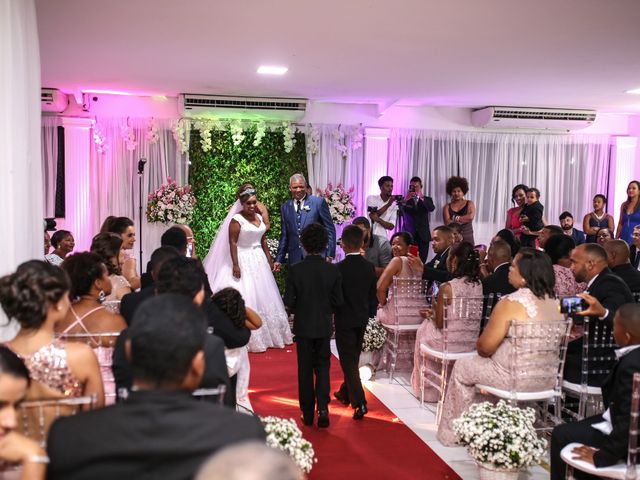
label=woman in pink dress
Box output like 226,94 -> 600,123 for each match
505,184 -> 528,240
544,234 -> 586,297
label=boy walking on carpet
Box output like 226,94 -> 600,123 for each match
284,223 -> 343,428
333,225 -> 377,420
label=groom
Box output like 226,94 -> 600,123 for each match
274,173 -> 336,270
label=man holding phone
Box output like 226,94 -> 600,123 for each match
400,176 -> 435,262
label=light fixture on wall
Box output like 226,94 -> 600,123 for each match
257,65 -> 288,75
626,87 -> 640,95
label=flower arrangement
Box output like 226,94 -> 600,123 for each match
172,119 -> 190,154
282,121 -> 296,153
194,120 -> 213,152
362,318 -> 386,352
92,122 -> 108,155
453,401 -> 547,472
266,238 -> 279,259
260,416 -> 316,474
230,120 -> 245,146
317,183 -> 356,225
146,178 -> 196,224
306,124 -> 320,155
253,121 -> 266,147
120,122 -> 137,151
146,117 -> 159,144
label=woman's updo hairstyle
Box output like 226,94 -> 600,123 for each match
90,233 -> 123,275
448,241 -> 481,283
211,287 -> 246,329
514,247 -> 555,299
50,230 -> 72,249
106,217 -> 134,235
390,231 -> 414,247
61,252 -> 107,300
0,260 -> 69,329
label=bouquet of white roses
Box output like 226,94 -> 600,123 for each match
362,317 -> 386,352
317,183 -> 356,225
266,238 -> 280,260
260,416 -> 316,474
453,400 -> 546,470
146,178 -> 196,225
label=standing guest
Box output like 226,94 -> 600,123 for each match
505,184 -> 528,240
519,188 -> 545,248
284,224 -> 344,428
491,229 -> 521,257
631,225 -> 640,269
597,228 -> 614,246
366,176 -> 399,240
559,211 -> 586,245
47,295 -> 265,480
538,225 -> 564,250
443,176 -> 475,245
104,216 -> 140,290
400,176 -> 435,262
544,234 -> 586,297
351,217 -> 392,278
583,194 -> 615,243
274,174 -> 336,269
333,225 -> 377,420
90,233 -> 132,302
616,180 -> 640,244
45,230 -> 74,266
604,240 -> 640,292
408,226 -> 456,287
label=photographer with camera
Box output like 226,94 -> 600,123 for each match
366,176 -> 399,240
400,176 -> 435,262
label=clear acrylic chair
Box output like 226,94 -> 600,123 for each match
562,316 -> 617,420
476,318 -> 572,429
633,291 -> 640,304
418,295 -> 485,424
379,277 -> 429,384
561,372 -> 640,479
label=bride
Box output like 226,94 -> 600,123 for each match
203,185 -> 293,352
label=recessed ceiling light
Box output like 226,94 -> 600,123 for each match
626,88 -> 640,95
257,65 -> 288,75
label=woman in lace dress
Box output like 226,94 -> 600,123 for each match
0,261 -> 103,406
58,252 -> 127,403
411,242 -> 483,400
45,230 -> 75,267
90,233 -> 132,310
544,234 -> 586,297
437,248 -> 562,445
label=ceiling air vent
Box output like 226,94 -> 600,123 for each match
41,88 -> 68,113
471,106 -> 597,130
179,94 -> 307,121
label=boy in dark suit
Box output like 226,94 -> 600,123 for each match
284,223 -> 344,428
550,303 -> 640,479
333,225 -> 377,420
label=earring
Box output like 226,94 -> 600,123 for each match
98,290 -> 106,303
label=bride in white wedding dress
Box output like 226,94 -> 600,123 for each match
203,187 -> 293,353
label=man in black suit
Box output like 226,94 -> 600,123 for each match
48,294 -> 264,480
480,240 -> 515,332
333,225 -> 377,420
400,176 -> 435,262
550,303 -> 640,479
564,244 -> 634,384
630,225 -> 640,269
604,240 -> 640,293
408,225 -> 455,288
284,224 -> 344,428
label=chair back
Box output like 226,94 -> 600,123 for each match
193,386 -> 227,405
633,291 -> 640,304
627,372 -> 640,479
508,319 -> 572,396
392,277 -> 429,325
580,316 -> 618,391
441,296 -> 485,353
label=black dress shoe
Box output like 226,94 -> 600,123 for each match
301,412 -> 314,426
333,390 -> 349,406
353,404 -> 368,420
317,410 -> 330,428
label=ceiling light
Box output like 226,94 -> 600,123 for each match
257,65 -> 288,75
626,88 -> 640,95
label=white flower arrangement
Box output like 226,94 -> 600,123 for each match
453,400 -> 547,471
253,121 -> 267,147
120,122 -> 137,151
332,127 -> 348,158
230,120 -> 245,146
266,238 -> 279,259
146,178 -> 196,225
172,119 -> 190,154
362,317 -> 386,352
146,117 -> 160,144
260,416 -> 316,474
282,121 -> 296,153
194,120 -> 213,152
317,183 -> 356,225
351,124 -> 364,151
306,124 -> 320,155
92,122 -> 108,154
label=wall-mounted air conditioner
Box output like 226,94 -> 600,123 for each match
471,106 -> 597,131
41,88 -> 69,113
179,94 -> 307,121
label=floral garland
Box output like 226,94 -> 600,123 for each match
282,121 -> 296,153
146,117 -> 160,145
306,124 -> 320,155
146,178 -> 196,225
332,127 -> 348,158
253,121 -> 267,147
194,120 -> 213,152
260,416 -> 316,473
351,124 -> 364,151
362,318 -> 387,352
92,121 -> 108,155
317,183 -> 356,225
230,120 -> 245,146
453,400 -> 546,470
172,119 -> 190,154
120,121 -> 137,151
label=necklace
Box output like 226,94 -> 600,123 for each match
592,211 -> 605,221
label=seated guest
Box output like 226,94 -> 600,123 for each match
550,304 -> 640,480
437,248 -> 562,446
103,216 -> 140,290
47,294 -> 265,480
605,240 -> 640,293
45,230 -> 75,266
90,233 -> 132,303
377,232 -> 423,326
597,227 -> 613,246
351,216 -> 392,278
58,253 -> 127,403
448,222 -> 464,244
411,242 -> 483,400
544,234 -> 586,297
538,224 -> 564,250
0,261 -> 104,406
408,226 -> 455,288
140,227 -> 189,288
560,211 -> 586,245
630,225 -> 640,268
480,240 -> 516,332
44,229 -> 51,258
491,228 -> 520,257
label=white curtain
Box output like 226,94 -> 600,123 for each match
41,116 -> 60,216
0,0 -> 42,339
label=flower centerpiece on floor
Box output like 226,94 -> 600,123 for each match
362,317 -> 386,352
260,416 -> 316,474
146,178 -> 196,224
317,183 -> 356,225
453,400 -> 547,479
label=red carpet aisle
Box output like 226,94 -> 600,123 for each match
249,348 -> 461,480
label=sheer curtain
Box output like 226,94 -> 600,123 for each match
0,0 -> 42,339
41,116 -> 60,216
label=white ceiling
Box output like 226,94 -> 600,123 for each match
36,0 -> 640,113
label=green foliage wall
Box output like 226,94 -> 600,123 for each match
189,127 -> 307,262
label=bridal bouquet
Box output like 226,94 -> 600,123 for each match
266,238 -> 280,259
362,317 -> 386,352
317,183 -> 356,225
453,401 -> 546,472
260,416 -> 316,473
146,178 -> 196,225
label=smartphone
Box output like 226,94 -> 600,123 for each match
559,296 -> 587,314
409,184 -> 415,192
408,245 -> 419,257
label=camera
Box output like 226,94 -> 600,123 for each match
409,185 -> 415,192
367,206 -> 378,213
559,296 -> 587,314
394,195 -> 404,202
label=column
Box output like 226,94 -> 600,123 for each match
363,128 -> 390,210
609,136 -> 638,219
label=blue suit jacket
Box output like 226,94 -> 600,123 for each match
275,195 -> 336,265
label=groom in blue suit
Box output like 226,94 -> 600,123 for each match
274,173 -> 336,269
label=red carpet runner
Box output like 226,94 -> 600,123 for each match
249,347 -> 461,480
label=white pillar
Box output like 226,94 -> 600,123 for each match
62,117 -> 93,251
609,136 -> 638,220
363,128 -> 390,200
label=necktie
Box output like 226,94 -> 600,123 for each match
296,200 -> 302,233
